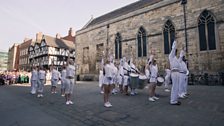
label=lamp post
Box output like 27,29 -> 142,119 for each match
105,24 -> 110,61
181,0 -> 188,53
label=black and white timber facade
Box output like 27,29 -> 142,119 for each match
28,35 -> 75,71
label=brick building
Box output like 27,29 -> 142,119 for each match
19,38 -> 32,71
8,43 -> 20,71
62,28 -> 75,43
0,51 -> 8,72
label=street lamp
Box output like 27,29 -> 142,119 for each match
181,0 -> 188,53
180,0 -> 187,4
104,24 -> 110,61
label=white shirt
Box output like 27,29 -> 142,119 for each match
110,62 -> 118,77
179,61 -> 189,75
51,69 -> 60,80
31,70 -> 38,80
66,65 -> 75,78
130,62 -> 138,73
104,64 -> 113,78
113,66 -> 118,77
150,64 -> 158,78
145,69 -> 150,79
61,69 -> 66,79
169,42 -> 180,71
38,70 -> 46,80
118,65 -> 124,77
123,62 -> 130,75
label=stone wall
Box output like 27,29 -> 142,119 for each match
75,0 -> 224,80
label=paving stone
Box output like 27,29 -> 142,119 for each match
0,82 -> 224,126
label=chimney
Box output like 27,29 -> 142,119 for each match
56,33 -> 61,39
68,27 -> 74,36
23,38 -> 30,43
36,32 -> 43,42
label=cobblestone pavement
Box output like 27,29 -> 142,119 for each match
0,81 -> 224,126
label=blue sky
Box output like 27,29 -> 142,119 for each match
0,0 -> 137,52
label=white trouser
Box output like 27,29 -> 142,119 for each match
61,78 -> 66,89
99,73 -> 104,87
65,78 -> 74,94
117,75 -> 123,85
164,75 -> 170,88
123,75 -> 129,86
112,76 -> 117,84
31,80 -> 37,94
51,79 -> 58,87
183,76 -> 188,94
170,72 -> 180,104
38,79 -> 45,93
178,73 -> 186,97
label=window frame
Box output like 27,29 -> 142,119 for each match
136,27 -> 147,58
115,33 -> 122,59
198,10 -> 217,52
163,19 -> 176,54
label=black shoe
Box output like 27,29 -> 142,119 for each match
170,101 -> 181,105
125,93 -> 130,96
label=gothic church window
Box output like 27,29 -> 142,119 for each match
163,20 -> 175,54
137,27 -> 147,57
96,43 -> 104,61
115,33 -> 122,59
198,10 -> 216,51
83,47 -> 89,64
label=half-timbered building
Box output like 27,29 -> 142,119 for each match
28,35 -> 75,71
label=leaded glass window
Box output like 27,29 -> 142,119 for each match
163,20 -> 175,54
137,27 -> 147,57
198,10 -> 216,51
115,33 -> 122,59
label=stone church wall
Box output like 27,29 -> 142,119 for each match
76,0 -> 224,80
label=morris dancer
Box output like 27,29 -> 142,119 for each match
61,65 -> 67,97
123,57 -> 130,95
31,66 -> 38,94
129,58 -> 140,96
183,56 -> 189,96
103,58 -> 113,107
65,55 -> 76,105
51,66 -> 60,94
169,41 -> 181,105
99,59 -> 104,94
178,50 -> 189,98
164,64 -> 171,92
117,59 -> 124,93
145,59 -> 150,89
148,55 -> 159,102
110,56 -> 118,95
37,66 -> 46,98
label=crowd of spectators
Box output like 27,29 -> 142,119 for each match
0,71 -> 31,85
0,70 -> 52,86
